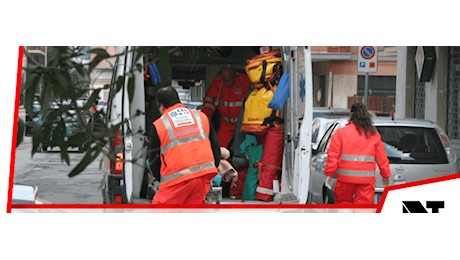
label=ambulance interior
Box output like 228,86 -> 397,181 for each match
135,46 -> 309,204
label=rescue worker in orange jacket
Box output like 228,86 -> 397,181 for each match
148,86 -> 221,204
201,65 -> 252,148
324,103 -> 392,204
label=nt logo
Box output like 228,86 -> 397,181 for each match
402,201 -> 444,213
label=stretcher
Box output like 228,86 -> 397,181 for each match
206,186 -> 222,204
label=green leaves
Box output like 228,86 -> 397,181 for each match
127,75 -> 135,104
135,46 -> 151,64
159,46 -> 171,79
83,89 -> 101,110
88,48 -> 110,72
68,143 -> 102,178
23,46 -> 167,179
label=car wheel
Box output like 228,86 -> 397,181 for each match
323,185 -> 335,204
42,146 -> 48,152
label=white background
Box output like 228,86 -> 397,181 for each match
0,46 -> 22,213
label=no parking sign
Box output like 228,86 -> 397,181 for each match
357,46 -> 378,73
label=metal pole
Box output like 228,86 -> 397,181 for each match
329,71 -> 332,108
364,72 -> 369,105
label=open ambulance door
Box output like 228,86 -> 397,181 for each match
122,47 -> 148,203
280,46 -> 313,204
106,46 -> 147,204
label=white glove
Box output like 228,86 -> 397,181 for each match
325,176 -> 333,190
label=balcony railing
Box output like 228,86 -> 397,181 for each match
27,46 -> 45,53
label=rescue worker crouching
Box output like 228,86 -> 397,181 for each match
148,86 -> 221,204
324,102 -> 391,204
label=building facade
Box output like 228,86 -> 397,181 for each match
89,46 -> 118,101
396,46 -> 460,155
311,46 -> 398,114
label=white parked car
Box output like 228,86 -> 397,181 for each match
12,184 -> 43,204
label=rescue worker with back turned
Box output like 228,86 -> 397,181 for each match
324,102 -> 391,204
148,86 -> 221,204
201,65 -> 252,148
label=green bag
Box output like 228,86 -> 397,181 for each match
240,134 -> 264,200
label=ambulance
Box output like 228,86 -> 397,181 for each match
99,46 -> 313,204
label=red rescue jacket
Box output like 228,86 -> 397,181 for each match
201,73 -> 252,124
324,122 -> 392,184
153,103 -> 218,189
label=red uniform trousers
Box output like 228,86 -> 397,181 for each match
334,181 -> 375,204
216,120 -> 236,148
152,173 -> 217,204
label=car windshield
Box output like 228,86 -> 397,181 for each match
376,126 -> 448,164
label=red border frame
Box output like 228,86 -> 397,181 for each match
11,204 -> 377,209
8,47 -> 457,213
7,46 -> 23,213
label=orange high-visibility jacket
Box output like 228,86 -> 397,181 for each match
324,122 -> 392,184
153,103 -> 218,189
201,73 -> 252,124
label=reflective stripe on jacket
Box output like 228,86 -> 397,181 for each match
201,73 -> 251,123
324,121 -> 392,184
153,103 -> 218,189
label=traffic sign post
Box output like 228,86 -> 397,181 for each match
358,46 -> 378,73
364,72 -> 369,106
357,46 -> 378,105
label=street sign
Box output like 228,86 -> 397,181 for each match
357,46 -> 378,73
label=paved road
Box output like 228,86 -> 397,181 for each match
13,136 -> 104,204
